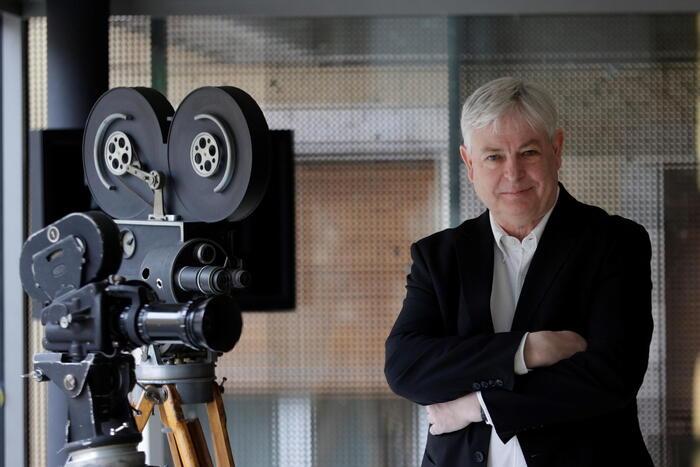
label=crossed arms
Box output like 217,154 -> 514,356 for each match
384,220 -> 653,442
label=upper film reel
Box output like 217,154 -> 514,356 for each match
167,86 -> 271,223
83,87 -> 174,220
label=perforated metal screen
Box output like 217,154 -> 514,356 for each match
455,17 -> 698,465
27,14 -> 699,467
163,18 -> 446,466
27,18 -> 46,467
458,64 -> 684,466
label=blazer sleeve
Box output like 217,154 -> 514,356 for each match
385,241 -> 526,406
480,219 -> 653,443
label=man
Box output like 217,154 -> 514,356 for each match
384,77 -> 653,467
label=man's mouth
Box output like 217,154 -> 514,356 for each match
501,187 -> 533,195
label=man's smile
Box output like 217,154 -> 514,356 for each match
500,187 -> 533,196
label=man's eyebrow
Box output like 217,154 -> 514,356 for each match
519,139 -> 542,149
479,140 -> 543,152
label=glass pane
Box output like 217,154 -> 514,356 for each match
26,12 -> 700,467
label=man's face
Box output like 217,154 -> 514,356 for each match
459,111 -> 563,230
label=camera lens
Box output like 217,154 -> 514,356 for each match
186,295 -> 242,352
122,294 -> 242,353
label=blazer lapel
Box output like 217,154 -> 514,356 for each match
511,185 -> 581,332
454,211 -> 495,334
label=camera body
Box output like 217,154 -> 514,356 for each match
20,85 -> 271,466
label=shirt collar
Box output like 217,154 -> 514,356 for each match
489,186 -> 559,253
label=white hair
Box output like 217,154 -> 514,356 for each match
460,77 -> 558,150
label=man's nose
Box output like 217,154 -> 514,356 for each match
503,156 -> 524,181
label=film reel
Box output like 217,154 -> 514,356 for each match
83,87 -> 174,220
167,86 -> 270,223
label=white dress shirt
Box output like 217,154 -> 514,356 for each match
476,190 -> 558,467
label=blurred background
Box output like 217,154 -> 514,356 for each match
0,1 -> 699,466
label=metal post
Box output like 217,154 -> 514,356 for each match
2,12 -> 25,467
47,0 -> 108,129
151,17 -> 167,95
447,17 -> 463,227
45,2 -> 109,465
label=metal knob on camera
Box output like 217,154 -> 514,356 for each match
177,265 -> 251,295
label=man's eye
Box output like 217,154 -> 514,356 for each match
523,150 -> 538,156
485,154 -> 499,161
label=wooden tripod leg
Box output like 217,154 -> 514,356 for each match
186,418 -> 214,467
206,383 -> 236,467
158,418 -> 183,467
159,384 -> 211,467
133,389 -> 156,432
158,407 -> 214,467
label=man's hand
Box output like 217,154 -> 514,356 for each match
524,330 -> 587,369
426,392 -> 482,435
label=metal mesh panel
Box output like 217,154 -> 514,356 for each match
109,16 -> 152,88
24,13 -> 700,467
313,396 -> 418,466
163,16 -> 447,393
27,17 -> 48,467
221,160 -> 437,394
456,17 -> 697,465
27,318 -> 46,467
28,17 -> 47,131
459,69 -> 673,464
164,17 -> 447,466
664,164 -> 700,465
165,17 -> 449,157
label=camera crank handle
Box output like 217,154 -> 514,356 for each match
122,165 -> 169,220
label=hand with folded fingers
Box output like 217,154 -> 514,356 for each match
426,330 -> 588,435
426,392 -> 482,435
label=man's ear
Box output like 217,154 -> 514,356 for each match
459,145 -> 475,182
552,129 -> 564,171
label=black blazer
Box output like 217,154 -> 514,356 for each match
385,184 -> 654,467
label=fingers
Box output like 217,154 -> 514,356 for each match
426,405 -> 440,435
426,405 -> 435,424
575,332 -> 588,351
427,405 -> 448,435
426,403 -> 470,435
524,331 -> 546,368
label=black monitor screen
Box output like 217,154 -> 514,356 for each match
230,130 -> 296,311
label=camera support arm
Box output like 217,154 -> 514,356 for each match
32,352 -> 143,457
121,164 -> 168,221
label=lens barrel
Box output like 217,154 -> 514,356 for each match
120,294 -> 242,353
177,265 -> 232,295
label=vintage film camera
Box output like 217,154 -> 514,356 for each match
20,86 -> 271,466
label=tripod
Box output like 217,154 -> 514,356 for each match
133,381 -> 235,467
